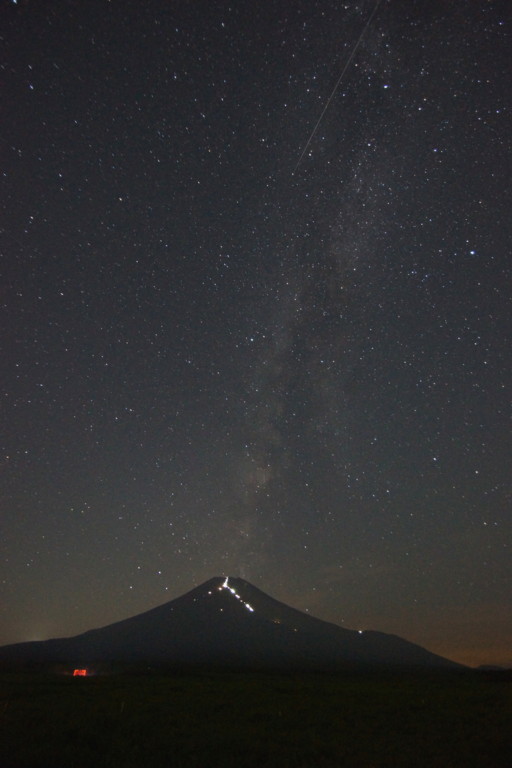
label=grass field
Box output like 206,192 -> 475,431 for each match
1,668 -> 511,767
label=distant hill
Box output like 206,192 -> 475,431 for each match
0,576 -> 464,670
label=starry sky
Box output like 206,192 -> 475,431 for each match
2,0 -> 511,669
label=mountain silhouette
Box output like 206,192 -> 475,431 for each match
0,577 -> 463,669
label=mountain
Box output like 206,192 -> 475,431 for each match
0,577 -> 463,670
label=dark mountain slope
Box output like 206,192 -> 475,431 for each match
0,576 -> 463,669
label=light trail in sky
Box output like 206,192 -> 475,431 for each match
293,0 -> 383,174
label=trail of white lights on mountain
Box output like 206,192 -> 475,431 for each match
219,577 -> 255,612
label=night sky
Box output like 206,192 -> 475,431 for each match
2,0 -> 511,669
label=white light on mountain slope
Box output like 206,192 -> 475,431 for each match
221,577 -> 255,612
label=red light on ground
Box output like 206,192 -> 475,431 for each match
73,669 -> 87,676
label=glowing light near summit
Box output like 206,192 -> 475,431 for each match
220,577 -> 255,612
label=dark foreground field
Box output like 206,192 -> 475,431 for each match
1,668 -> 511,767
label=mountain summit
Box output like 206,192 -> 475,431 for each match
0,577 -> 462,669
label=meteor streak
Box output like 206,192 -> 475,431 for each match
293,0 -> 383,175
